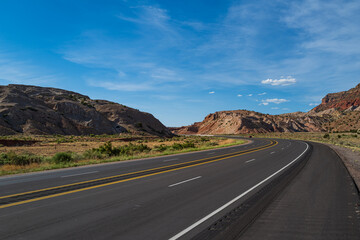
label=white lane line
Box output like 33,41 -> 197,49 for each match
61,171 -> 99,178
207,152 -> 215,155
270,151 -> 276,154
163,158 -> 179,162
169,142 -> 309,240
245,159 -> 256,163
168,176 -> 202,188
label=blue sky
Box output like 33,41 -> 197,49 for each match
0,0 -> 359,126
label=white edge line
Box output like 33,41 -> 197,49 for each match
61,171 -> 99,178
168,176 -> 202,188
169,142 -> 309,240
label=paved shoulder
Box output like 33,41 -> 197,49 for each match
240,142 -> 360,240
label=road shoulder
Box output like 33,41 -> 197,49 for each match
324,143 -> 360,190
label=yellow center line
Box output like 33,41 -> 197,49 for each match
0,140 -> 278,209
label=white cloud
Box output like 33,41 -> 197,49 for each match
88,80 -> 154,91
261,76 -> 296,86
247,94 -> 253,96
309,103 -> 319,106
258,92 -> 266,95
271,107 -> 279,109
237,94 -> 242,97
209,91 -> 215,94
260,98 -> 289,105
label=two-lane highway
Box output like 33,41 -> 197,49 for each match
0,138 -> 353,239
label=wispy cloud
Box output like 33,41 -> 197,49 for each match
209,91 -> 215,94
88,79 -> 154,92
0,52 -> 58,85
261,76 -> 296,86
309,103 -> 319,106
258,92 -> 266,95
247,94 -> 253,97
237,94 -> 242,97
284,0 -> 360,55
260,98 -> 289,105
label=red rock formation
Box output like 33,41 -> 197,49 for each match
313,83 -> 360,112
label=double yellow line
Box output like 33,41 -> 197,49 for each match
0,140 -> 277,209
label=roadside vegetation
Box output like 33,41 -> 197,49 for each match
0,135 -> 245,176
239,131 -> 360,152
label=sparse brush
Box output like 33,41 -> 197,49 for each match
0,152 -> 43,166
52,152 -> 74,164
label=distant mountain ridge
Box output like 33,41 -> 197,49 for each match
0,84 -> 172,137
173,83 -> 360,135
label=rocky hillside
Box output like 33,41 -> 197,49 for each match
174,83 -> 360,135
174,110 -> 329,135
0,84 -> 172,137
312,83 -> 360,112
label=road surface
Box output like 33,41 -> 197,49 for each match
0,138 -> 358,239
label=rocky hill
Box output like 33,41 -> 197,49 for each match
0,84 -> 172,137
174,110 -> 329,135
312,83 -> 360,112
173,83 -> 360,135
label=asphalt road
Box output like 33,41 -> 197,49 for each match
240,141 -> 360,240
0,138 -> 358,239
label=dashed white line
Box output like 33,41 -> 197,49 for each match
163,158 -> 179,162
270,151 -> 276,154
61,171 -> 99,178
168,176 -> 202,188
169,142 -> 309,240
245,159 -> 256,163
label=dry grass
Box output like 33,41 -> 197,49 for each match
236,132 -> 360,152
0,135 -> 246,176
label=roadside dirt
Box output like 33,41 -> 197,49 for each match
325,143 -> 360,190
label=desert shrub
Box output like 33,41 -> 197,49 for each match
52,152 -> 74,164
83,150 -> 104,159
323,133 -> 330,139
0,152 -> 43,166
153,144 -> 169,152
200,137 -> 210,142
86,142 -> 151,158
337,135 -> 342,139
170,141 -> 195,150
206,142 -> 219,147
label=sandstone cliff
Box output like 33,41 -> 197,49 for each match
312,83 -> 360,112
0,84 -> 172,137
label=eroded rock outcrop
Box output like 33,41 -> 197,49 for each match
0,84 -> 172,137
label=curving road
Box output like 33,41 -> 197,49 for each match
0,138 -> 358,239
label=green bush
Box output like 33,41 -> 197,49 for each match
206,142 -> 219,147
52,152 -> 74,164
153,144 -> 169,152
86,142 -> 152,158
170,141 -> 195,151
323,133 -> 330,139
0,152 -> 43,166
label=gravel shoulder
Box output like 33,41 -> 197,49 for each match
323,143 -> 360,190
